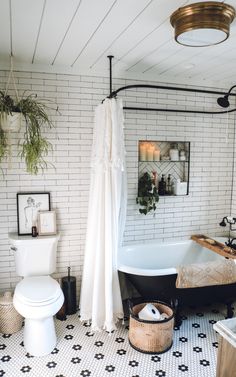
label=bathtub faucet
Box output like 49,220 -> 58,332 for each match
219,216 -> 236,249
226,238 -> 236,250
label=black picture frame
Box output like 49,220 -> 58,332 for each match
17,192 -> 51,235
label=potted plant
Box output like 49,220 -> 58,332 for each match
0,91 -> 23,132
0,91 -> 53,175
136,172 -> 159,215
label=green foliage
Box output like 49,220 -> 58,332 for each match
0,128 -> 7,161
20,137 -> 52,175
0,91 -> 20,114
0,92 -> 54,175
136,172 -> 159,215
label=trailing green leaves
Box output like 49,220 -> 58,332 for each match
0,128 -> 7,161
136,172 -> 159,215
20,131 -> 52,175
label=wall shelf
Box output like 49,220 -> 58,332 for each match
138,140 -> 190,196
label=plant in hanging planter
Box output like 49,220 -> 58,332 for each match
0,91 -> 22,132
0,91 -> 54,175
136,172 -> 159,215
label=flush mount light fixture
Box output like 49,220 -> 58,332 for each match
170,1 -> 235,47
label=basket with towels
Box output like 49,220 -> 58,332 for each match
128,300 -> 174,354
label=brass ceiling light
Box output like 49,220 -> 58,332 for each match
170,1 -> 235,47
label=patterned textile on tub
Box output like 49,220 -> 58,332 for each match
176,259 -> 236,288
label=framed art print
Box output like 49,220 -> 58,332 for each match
17,192 -> 51,235
38,210 -> 57,236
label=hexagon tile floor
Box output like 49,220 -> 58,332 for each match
0,303 -> 231,377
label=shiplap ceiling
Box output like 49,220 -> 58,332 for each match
1,0 -> 236,88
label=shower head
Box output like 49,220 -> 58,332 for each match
217,84 -> 236,108
219,217 -> 227,226
217,95 -> 230,108
219,216 -> 236,227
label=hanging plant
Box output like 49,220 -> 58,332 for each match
0,127 -> 7,161
0,57 -> 56,175
136,172 -> 159,215
0,91 -> 22,133
0,91 -> 54,175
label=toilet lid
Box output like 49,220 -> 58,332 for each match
15,276 -> 62,306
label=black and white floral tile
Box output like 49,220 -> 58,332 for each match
0,304 -> 230,377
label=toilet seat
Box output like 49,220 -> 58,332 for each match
15,276 -> 62,307
13,276 -> 64,321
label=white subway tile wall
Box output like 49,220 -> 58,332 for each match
0,70 -> 234,303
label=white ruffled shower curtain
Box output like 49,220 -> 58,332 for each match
79,98 -> 127,332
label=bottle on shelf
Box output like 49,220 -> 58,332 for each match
158,174 -> 166,196
31,226 -> 38,237
31,220 -> 38,237
152,171 -> 158,188
166,174 -> 172,195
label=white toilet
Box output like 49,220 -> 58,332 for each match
9,233 -> 64,357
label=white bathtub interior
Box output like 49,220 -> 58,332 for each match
118,238 -> 231,276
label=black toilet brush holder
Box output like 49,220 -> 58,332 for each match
62,267 -> 77,315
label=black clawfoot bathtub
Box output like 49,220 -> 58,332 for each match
118,239 -> 236,320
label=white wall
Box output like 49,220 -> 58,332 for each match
0,70 -> 234,302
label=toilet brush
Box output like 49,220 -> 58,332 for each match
61,267 -> 77,315
56,278 -> 66,321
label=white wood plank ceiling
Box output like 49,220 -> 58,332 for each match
0,0 -> 236,88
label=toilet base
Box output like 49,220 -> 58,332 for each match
24,316 -> 57,356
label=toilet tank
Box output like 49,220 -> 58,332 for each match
9,233 -> 60,277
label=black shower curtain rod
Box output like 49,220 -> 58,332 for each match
106,55 -> 236,115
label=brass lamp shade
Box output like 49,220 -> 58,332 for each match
170,1 -> 235,47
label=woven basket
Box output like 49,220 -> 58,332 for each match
129,300 -> 174,354
0,291 -> 23,334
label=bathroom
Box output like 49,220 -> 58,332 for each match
1,1 -> 236,376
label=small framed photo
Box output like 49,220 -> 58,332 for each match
17,192 -> 51,235
38,210 -> 57,236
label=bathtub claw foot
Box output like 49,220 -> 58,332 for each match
171,299 -> 182,328
174,314 -> 182,328
226,301 -> 234,318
